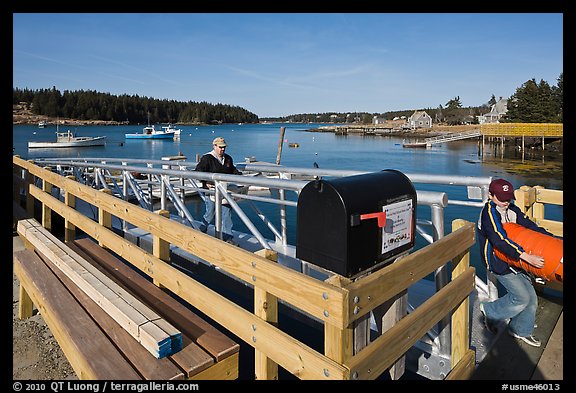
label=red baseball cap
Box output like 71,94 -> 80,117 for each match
489,179 -> 515,201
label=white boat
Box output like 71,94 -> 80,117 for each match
163,124 -> 182,137
125,124 -> 176,139
38,121 -> 47,128
28,130 -> 107,148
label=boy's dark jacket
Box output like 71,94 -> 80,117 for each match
477,201 -> 553,275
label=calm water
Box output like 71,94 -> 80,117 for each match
13,122 -> 563,274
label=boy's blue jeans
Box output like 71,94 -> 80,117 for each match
482,270 -> 538,337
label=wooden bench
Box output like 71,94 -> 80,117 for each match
14,218 -> 239,380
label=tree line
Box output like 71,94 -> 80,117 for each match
12,87 -> 259,125
14,73 -> 562,125
267,73 -> 563,125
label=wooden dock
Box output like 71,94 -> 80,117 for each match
471,291 -> 563,380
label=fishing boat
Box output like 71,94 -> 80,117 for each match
163,124 -> 182,138
125,124 -> 176,140
28,130 -> 106,148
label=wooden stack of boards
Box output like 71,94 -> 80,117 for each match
17,219 -> 182,359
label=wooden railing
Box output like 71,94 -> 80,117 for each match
514,185 -> 563,237
481,123 -> 563,137
13,155 -> 477,380
514,185 -> 563,293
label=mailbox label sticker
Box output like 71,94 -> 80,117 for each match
381,199 -> 413,254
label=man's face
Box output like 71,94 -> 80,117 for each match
214,144 -> 226,157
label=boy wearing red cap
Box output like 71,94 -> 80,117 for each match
477,178 -> 553,347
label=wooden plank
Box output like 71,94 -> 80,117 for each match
535,188 -> 563,206
73,238 -> 239,362
13,249 -> 141,380
44,250 -> 185,380
17,219 -> 182,359
535,219 -> 563,237
446,349 -> 476,380
189,352 -> 239,380
66,242 -> 214,378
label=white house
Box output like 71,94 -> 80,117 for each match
407,110 -> 432,129
373,116 -> 387,124
478,97 -> 508,124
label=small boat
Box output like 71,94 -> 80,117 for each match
162,124 -> 182,137
127,125 -> 176,139
28,130 -> 106,148
402,142 -> 429,148
38,121 -> 47,128
125,124 -> 176,140
288,142 -> 300,148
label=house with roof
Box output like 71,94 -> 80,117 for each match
478,97 -> 508,124
407,110 -> 432,129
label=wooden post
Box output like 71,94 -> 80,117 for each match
254,249 -> 279,380
450,219 -> 473,378
515,186 -> 529,214
153,209 -> 171,287
323,275 -> 353,377
25,162 -> 35,217
372,291 -> 408,379
276,127 -> 286,165
41,166 -> 52,231
18,284 -> 34,319
98,189 -> 113,247
532,186 -> 546,223
518,185 -> 537,219
64,175 -> 77,242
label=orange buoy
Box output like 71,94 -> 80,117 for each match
494,222 -> 563,283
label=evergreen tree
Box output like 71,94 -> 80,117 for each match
488,94 -> 497,106
504,75 -> 562,123
552,73 -> 563,122
445,96 -> 462,110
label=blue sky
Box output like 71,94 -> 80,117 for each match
13,13 -> 563,118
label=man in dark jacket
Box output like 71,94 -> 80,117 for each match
194,137 -> 242,243
477,178 -> 553,347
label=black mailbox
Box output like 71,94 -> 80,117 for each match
296,170 -> 416,278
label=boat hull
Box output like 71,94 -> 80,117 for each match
125,132 -> 175,139
28,136 -> 106,148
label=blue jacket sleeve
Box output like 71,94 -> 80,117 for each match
480,202 -> 525,260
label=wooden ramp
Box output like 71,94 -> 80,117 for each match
424,129 -> 481,145
402,130 -> 481,148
